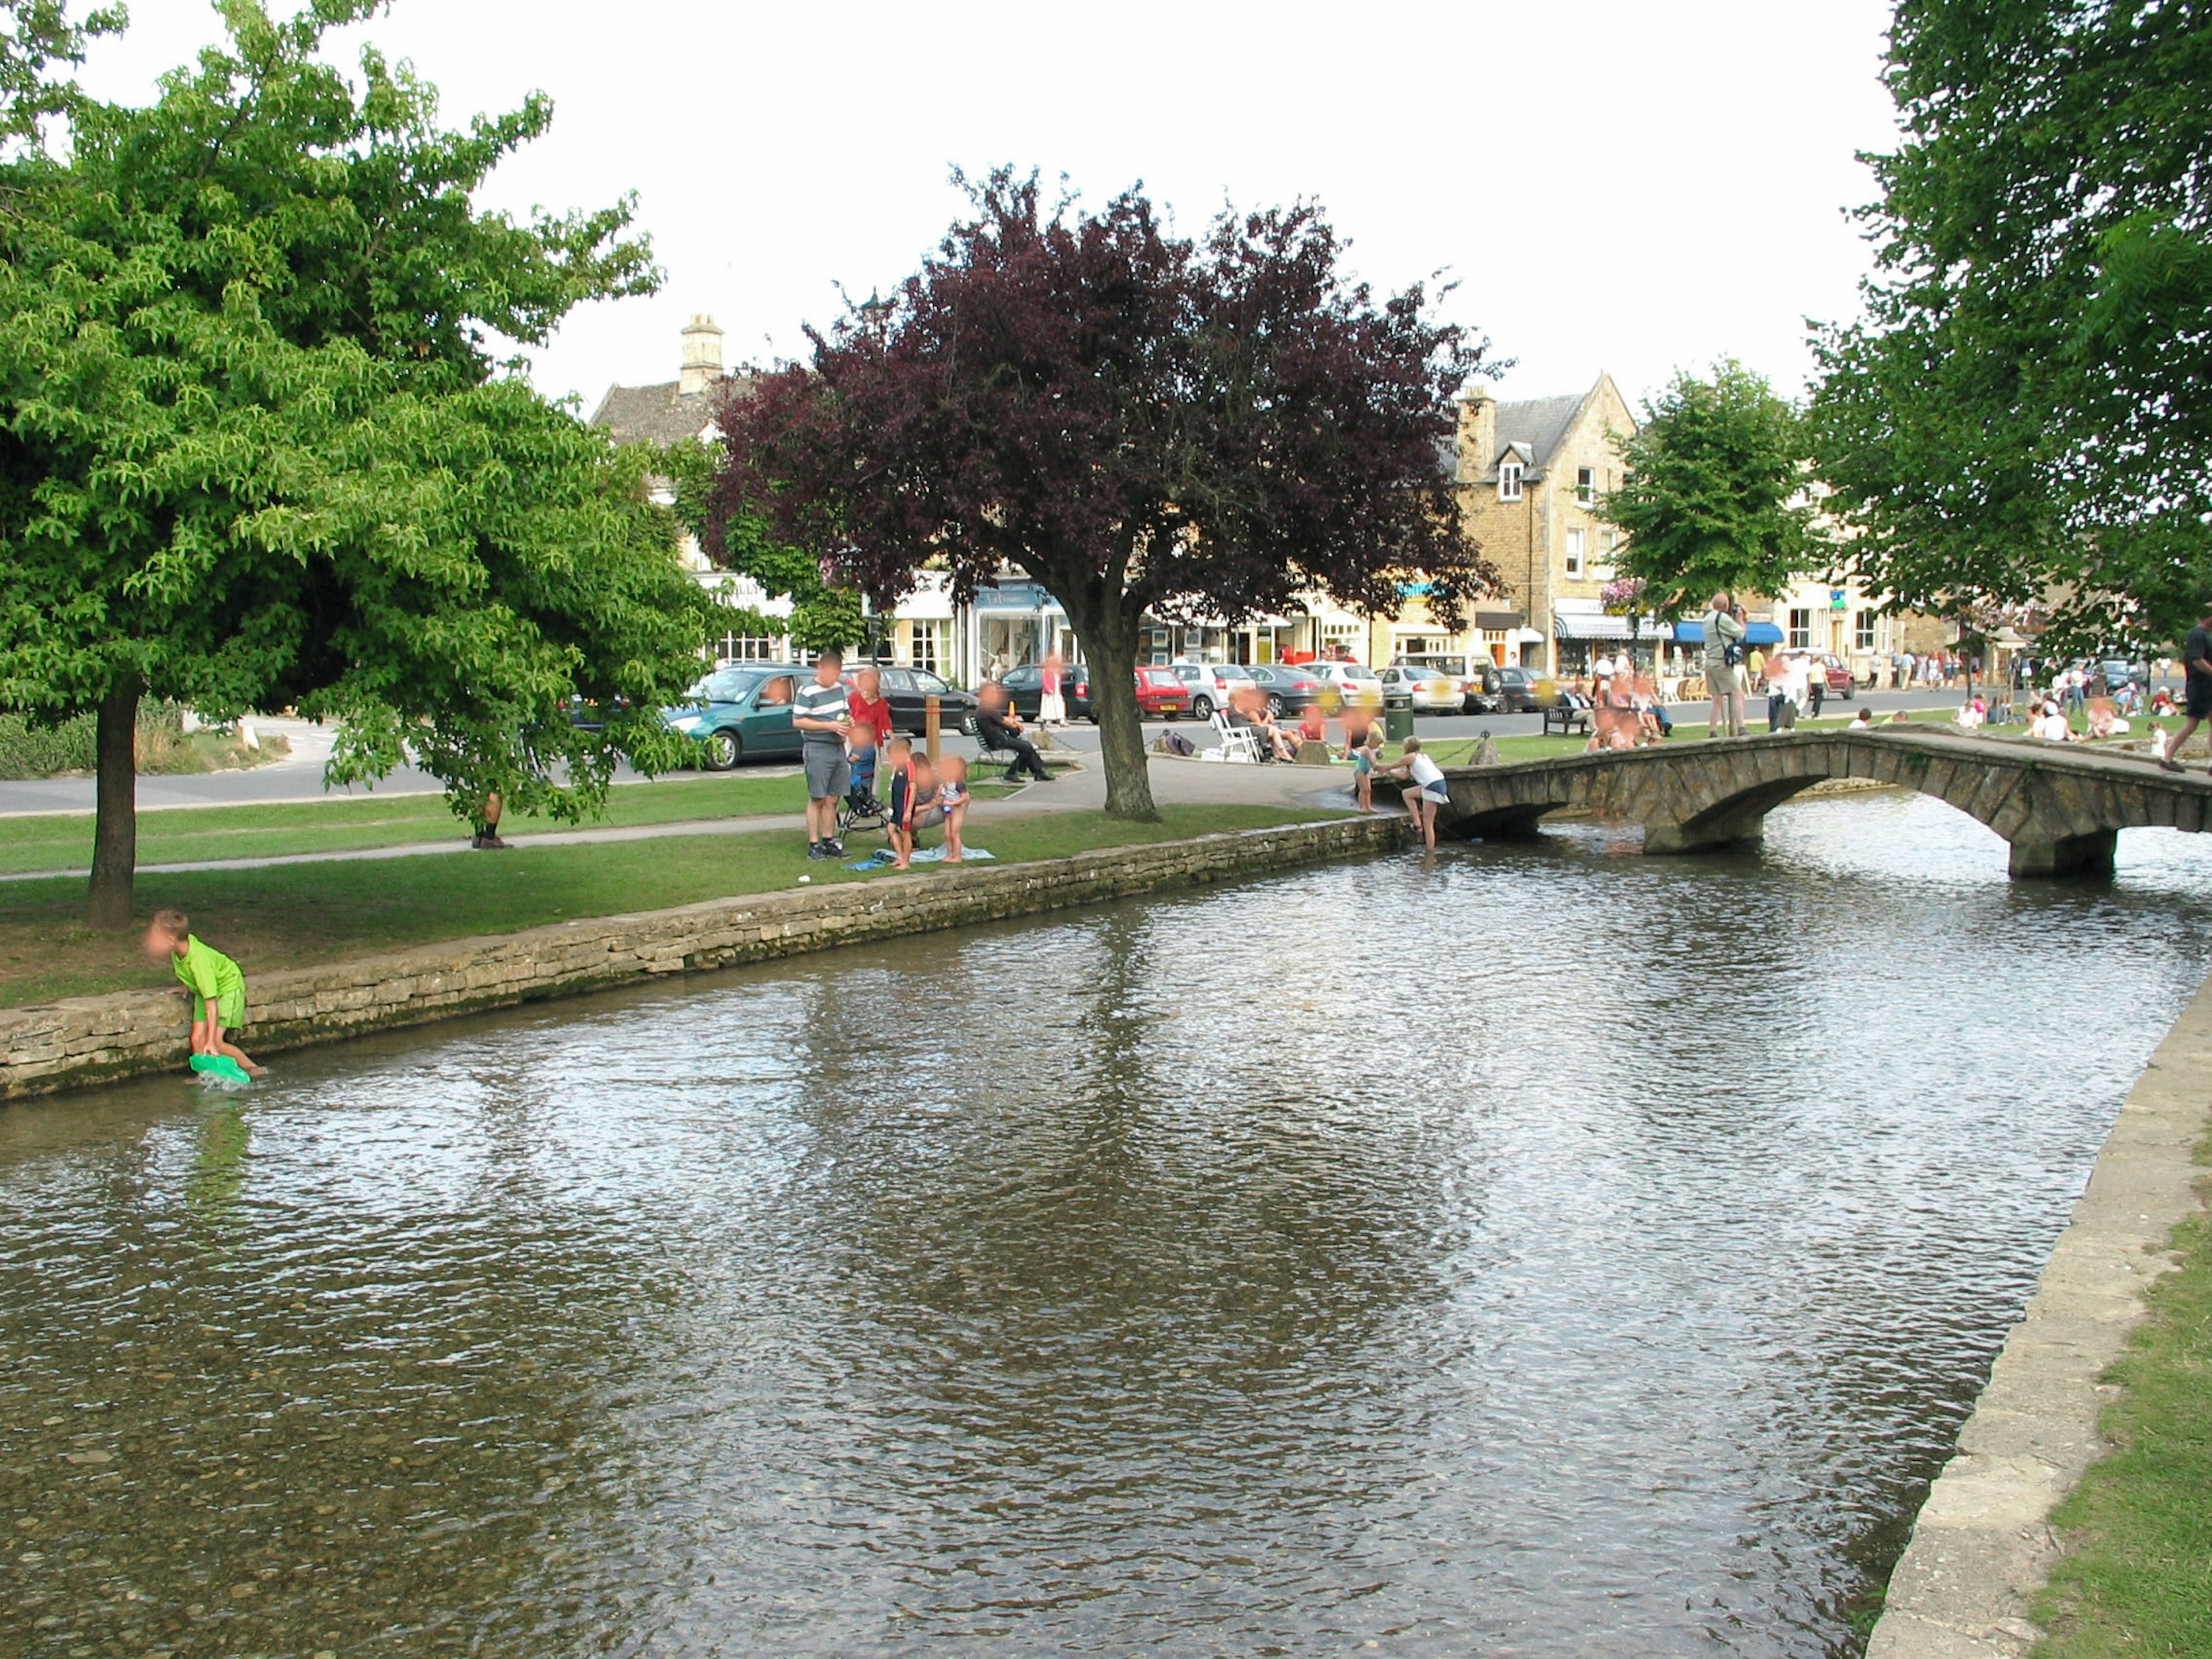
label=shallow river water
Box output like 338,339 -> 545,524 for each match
6,793 -> 2212,1659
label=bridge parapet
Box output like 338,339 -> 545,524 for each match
1438,728 -> 2212,877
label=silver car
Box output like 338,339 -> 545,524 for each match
1376,664 -> 1463,715
1305,661 -> 1387,711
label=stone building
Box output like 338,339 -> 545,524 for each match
1453,374 -> 1641,676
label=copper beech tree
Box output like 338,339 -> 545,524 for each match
716,170 -> 1497,819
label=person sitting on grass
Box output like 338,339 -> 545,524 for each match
143,909 -> 264,1078
1847,706 -> 1878,732
1373,734 -> 1450,851
912,754 -> 972,862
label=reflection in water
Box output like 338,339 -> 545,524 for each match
2,791 -> 2209,1658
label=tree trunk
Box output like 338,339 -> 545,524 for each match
1078,607 -> 1159,820
89,680 -> 140,930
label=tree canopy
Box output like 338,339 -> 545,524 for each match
1809,0 -> 2212,650
718,169 -> 1493,817
1598,361 -> 1828,616
0,1 -> 711,923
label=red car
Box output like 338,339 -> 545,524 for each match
1135,664 -> 1195,718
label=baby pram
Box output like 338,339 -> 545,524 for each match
836,746 -> 891,842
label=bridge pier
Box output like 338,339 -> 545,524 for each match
2006,829 -> 2117,879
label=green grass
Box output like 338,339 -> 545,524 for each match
0,772 -> 812,876
2034,1139 -> 2212,1658
0,804 -> 1324,1007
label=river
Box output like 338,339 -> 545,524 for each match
5,791 -> 2209,1658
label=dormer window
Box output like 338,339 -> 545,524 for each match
1498,460 -> 1524,502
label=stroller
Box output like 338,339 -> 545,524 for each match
836,745 -> 891,843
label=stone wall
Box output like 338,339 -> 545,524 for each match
1,814 -> 1410,1100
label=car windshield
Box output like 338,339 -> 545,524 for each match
912,671 -> 950,695
689,670 -> 761,703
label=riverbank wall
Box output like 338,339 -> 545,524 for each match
0,813 -> 1409,1099
1867,971 -> 2212,1657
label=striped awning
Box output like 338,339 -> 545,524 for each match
1554,613 -> 1634,641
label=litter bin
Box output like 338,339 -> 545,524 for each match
1385,706 -> 1415,744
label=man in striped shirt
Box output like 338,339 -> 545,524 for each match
794,649 -> 854,859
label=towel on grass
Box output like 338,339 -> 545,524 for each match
844,846 -> 996,870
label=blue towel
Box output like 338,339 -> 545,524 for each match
844,847 -> 996,870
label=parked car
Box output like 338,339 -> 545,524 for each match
1169,662 -> 1238,720
2096,657 -> 2150,693
1813,653 -> 1857,700
998,661 -> 1094,722
1400,652 -> 1502,713
1134,664 -> 1194,718
662,665 -> 808,769
1245,662 -> 1327,717
1377,663 -> 1463,715
865,665 -> 982,735
1493,665 -> 1554,713
1305,661 -> 1386,711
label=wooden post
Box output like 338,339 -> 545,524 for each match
925,695 -> 941,764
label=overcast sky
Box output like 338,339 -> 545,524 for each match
85,0 -> 1903,417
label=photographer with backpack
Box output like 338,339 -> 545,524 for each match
1702,590 -> 1748,737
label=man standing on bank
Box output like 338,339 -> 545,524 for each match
2157,611 -> 2212,773
795,649 -> 855,859
1703,590 -> 1747,738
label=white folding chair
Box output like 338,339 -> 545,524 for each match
1210,712 -> 1260,763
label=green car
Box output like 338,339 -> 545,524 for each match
660,665 -> 809,770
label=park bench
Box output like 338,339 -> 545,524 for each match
1543,701 -> 1591,738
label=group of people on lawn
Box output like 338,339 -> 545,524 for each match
797,649 -> 975,867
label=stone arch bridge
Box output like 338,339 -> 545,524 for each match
1438,727 -> 2212,877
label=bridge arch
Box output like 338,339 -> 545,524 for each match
1438,729 -> 2212,878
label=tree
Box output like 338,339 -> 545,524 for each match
717,169 -> 1493,819
1808,0 -> 2212,650
662,435 -> 865,655
0,1 -> 711,926
1598,361 -> 1828,616
0,0 -> 121,145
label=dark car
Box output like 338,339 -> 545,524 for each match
866,665 -> 981,736
660,665 -> 809,769
1245,662 -> 1328,718
1494,666 -> 1554,714
998,661 -> 1095,722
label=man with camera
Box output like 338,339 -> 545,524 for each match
1702,591 -> 1748,737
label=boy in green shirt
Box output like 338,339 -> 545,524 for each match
143,909 -> 264,1077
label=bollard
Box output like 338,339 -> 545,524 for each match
925,695 -> 941,764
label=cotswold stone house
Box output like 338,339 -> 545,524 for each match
1454,374 -> 1639,675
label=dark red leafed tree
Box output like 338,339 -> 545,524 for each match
716,169 -> 1496,819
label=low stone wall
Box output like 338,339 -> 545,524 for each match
1866,971 -> 2212,1657
1,813 -> 1408,1100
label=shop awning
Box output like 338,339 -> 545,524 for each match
1554,613 -> 1633,641
1672,620 -> 1704,645
1745,622 -> 1785,646
1475,609 -> 1526,632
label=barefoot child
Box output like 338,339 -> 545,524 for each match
144,910 -> 264,1077
884,737 -> 919,868
1373,734 -> 1450,851
1345,722 -> 1382,812
923,755 -> 971,862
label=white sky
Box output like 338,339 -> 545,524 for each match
83,0 -> 1903,417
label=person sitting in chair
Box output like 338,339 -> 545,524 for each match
975,683 -> 1052,783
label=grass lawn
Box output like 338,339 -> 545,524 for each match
0,772 -> 813,876
0,803 -> 1325,1007
2034,1142 -> 2212,1658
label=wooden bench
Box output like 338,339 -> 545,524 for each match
1543,702 -> 1591,737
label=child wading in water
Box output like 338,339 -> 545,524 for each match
144,910 -> 265,1076
1373,734 -> 1450,851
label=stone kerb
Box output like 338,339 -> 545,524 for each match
1,814 -> 1410,1100
1866,968 -> 2212,1658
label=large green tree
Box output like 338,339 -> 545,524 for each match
1809,0 -> 2212,649
1599,361 -> 1828,616
0,1 -> 711,926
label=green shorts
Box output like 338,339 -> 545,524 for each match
196,989 -> 247,1030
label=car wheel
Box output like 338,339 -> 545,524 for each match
1266,695 -> 1283,719
1191,695 -> 1213,720
1841,686 -> 1855,701
702,728 -> 741,771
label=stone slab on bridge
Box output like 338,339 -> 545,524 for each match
1439,726 -> 2212,877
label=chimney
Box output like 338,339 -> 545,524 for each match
1458,379 -> 1497,479
679,314 -> 724,397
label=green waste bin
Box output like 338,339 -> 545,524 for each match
1385,706 -> 1415,744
